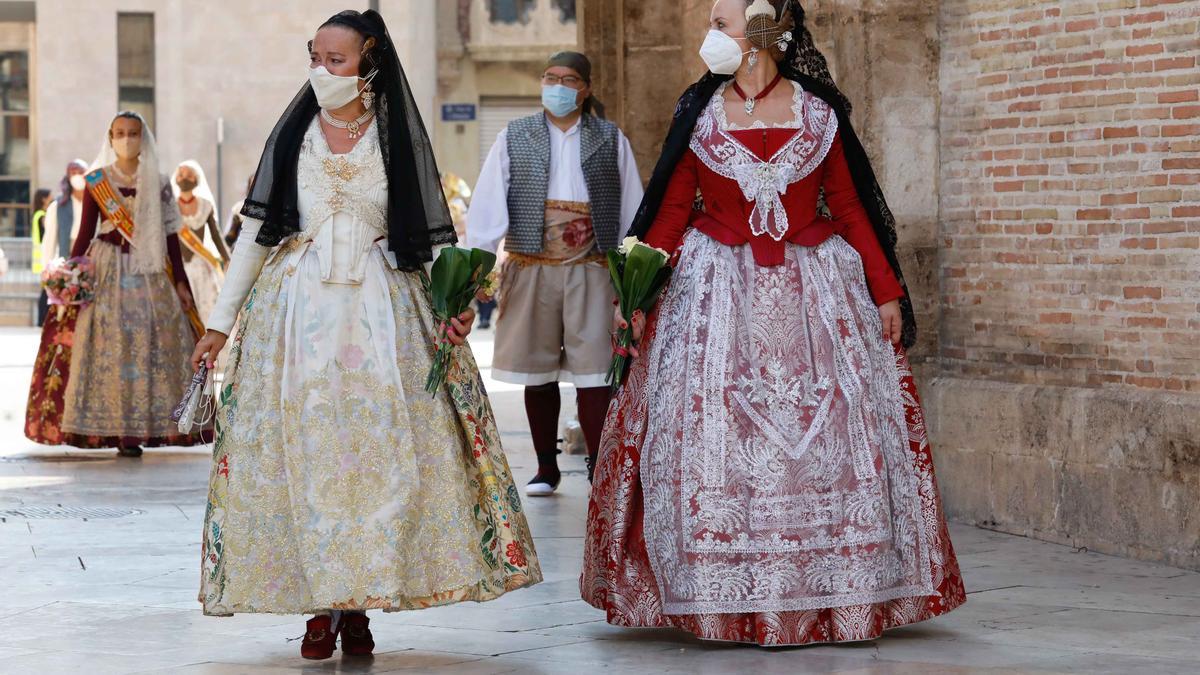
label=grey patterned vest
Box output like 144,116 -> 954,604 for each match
504,113 -> 623,253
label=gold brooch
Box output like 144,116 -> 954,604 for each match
323,157 -> 360,183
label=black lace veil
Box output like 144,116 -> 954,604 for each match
629,0 -> 917,348
242,9 -> 456,270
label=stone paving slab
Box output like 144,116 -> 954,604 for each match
1,328 -> 1198,674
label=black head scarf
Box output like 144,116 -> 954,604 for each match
242,9 -> 455,270
629,0 -> 917,349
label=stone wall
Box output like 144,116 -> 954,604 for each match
581,0 -> 1200,570
579,0 -> 944,359
935,0 -> 1199,569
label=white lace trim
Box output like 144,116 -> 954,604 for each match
180,199 -> 214,231
296,117 -> 388,240
689,85 -> 838,242
715,80 -> 806,131
640,231 -> 935,615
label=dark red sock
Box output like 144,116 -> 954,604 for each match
524,383 -> 562,478
576,386 -> 612,473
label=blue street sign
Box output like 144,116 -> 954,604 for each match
442,104 -> 477,122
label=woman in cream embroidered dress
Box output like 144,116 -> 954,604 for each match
173,160 -> 230,322
190,10 -> 539,660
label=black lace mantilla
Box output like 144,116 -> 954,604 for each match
242,10 -> 456,270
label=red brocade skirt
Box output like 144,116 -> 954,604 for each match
24,305 -> 209,449
580,232 -> 965,646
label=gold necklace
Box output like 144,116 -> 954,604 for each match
320,105 -> 375,139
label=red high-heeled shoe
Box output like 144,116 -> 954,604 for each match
300,615 -> 339,660
339,613 -> 375,657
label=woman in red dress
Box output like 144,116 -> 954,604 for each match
581,0 -> 966,646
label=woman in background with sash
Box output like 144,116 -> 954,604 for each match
34,111 -> 209,457
173,160 -> 230,322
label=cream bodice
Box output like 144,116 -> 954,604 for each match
206,116 -> 395,335
294,117 -> 389,284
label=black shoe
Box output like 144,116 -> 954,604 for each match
479,321 -> 491,330
117,446 -> 143,458
525,469 -> 561,497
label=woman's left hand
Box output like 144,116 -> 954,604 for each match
443,308 -> 476,346
879,299 -> 902,345
176,281 -> 195,313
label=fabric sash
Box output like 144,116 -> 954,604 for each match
85,169 -> 204,339
85,169 -> 136,245
179,226 -> 221,269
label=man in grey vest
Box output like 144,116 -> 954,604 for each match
468,51 -> 643,496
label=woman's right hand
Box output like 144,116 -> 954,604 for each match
613,306 -> 646,359
191,330 -> 228,372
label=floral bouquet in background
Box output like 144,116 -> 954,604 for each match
41,256 -> 96,308
478,268 -> 500,301
425,247 -> 497,395
607,236 -> 672,389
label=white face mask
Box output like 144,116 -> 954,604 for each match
69,174 -> 87,191
699,29 -> 751,75
308,65 -> 377,110
111,137 -> 141,161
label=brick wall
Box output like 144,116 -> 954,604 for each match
934,0 -> 1200,570
939,0 -> 1200,392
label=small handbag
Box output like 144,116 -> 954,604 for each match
171,361 -> 216,434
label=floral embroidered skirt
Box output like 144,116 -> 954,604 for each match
25,305 -> 80,445
184,255 -> 224,324
581,231 -> 965,646
200,241 -> 541,616
26,242 -> 209,449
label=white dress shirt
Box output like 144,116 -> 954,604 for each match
41,194 -> 83,262
466,115 -> 644,253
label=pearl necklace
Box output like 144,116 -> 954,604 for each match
320,106 -> 375,139
109,162 -> 138,186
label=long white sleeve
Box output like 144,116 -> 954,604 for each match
41,205 -> 59,263
423,243 -> 451,276
465,129 -> 511,254
206,217 -> 269,336
616,130 -> 645,240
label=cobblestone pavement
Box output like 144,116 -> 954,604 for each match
1,328 -> 1197,674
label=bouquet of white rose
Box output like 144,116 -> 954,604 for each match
606,236 -> 672,389
424,246 -> 497,395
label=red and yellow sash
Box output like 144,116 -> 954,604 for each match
85,168 -> 205,339
84,169 -> 136,245
179,226 -> 222,269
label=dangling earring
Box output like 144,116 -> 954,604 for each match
748,47 -> 760,73
361,84 -> 375,109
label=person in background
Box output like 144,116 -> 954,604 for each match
467,51 -> 644,494
24,112 -> 207,457
224,174 -> 254,250
30,187 -> 52,323
442,171 -> 498,329
173,160 -> 231,322
41,160 -> 90,268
